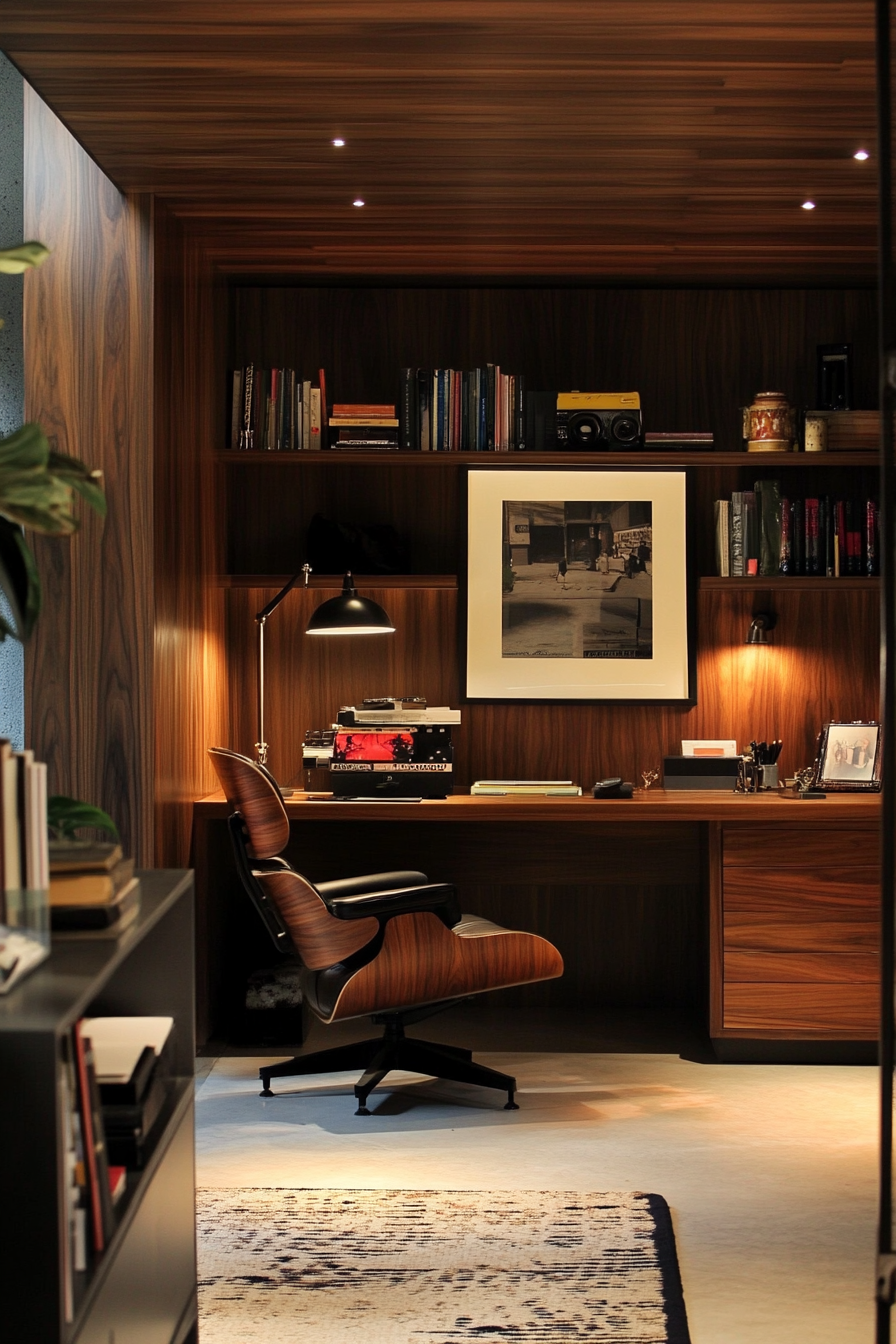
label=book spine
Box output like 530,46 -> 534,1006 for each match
229,369 -> 241,449
779,496 -> 792,574
743,489 -> 758,576
714,500 -> 731,577
835,499 -> 847,577
730,492 -> 744,577
399,368 -> 415,450
805,497 -> 820,575
867,499 -> 878,575
417,369 -> 430,451
757,478 -> 782,577
486,364 -> 496,450
309,387 -> 322,449
791,499 -> 804,574
318,367 -> 328,440
74,1023 -> 105,1252
516,373 -> 526,449
239,363 -> 254,449
847,499 -> 862,574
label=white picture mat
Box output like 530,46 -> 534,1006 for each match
466,469 -> 689,700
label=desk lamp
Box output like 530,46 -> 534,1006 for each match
255,565 -> 395,767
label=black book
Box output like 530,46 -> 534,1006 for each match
791,499 -> 805,574
102,1066 -> 168,1138
99,1044 -> 157,1107
416,368 -> 430,451
398,367 -> 416,450
515,373 -> 526,450
486,364 -> 496,451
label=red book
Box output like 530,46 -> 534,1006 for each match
73,1022 -> 106,1252
318,368 -> 327,422
108,1165 -> 127,1206
331,403 -> 395,417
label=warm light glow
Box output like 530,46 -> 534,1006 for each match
854,149 -> 870,161
802,200 -> 816,210
306,625 -> 395,636
333,138 -> 345,147
353,199 -> 365,207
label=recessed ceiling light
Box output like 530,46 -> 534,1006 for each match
854,149 -> 870,161
353,199 -> 365,207
802,200 -> 816,210
332,138 -> 345,147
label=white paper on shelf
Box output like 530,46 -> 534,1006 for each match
81,1015 -> 174,1082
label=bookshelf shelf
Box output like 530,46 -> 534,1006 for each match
217,573 -> 458,589
699,575 -> 880,591
215,450 -> 880,469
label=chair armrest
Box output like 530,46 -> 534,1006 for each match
316,870 -> 429,899
329,882 -> 461,928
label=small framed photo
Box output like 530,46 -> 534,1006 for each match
815,721 -> 882,791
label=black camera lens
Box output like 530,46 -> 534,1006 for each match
568,413 -> 604,447
611,413 -> 640,444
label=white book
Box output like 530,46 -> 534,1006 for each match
309,387 -> 322,449
81,1015 -> 174,1082
3,751 -> 20,893
301,380 -> 311,449
347,707 -> 461,725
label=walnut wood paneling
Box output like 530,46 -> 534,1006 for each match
724,950 -> 878,982
23,86 -> 154,865
724,915 -> 878,952
0,3 -> 880,283
153,201 -> 228,865
331,909 -> 564,1022
724,826 -> 879,867
723,983 -> 878,1034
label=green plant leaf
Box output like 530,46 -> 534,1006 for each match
0,516 -> 40,639
46,452 -> 107,517
0,242 -> 51,274
0,422 -> 50,471
47,796 -> 119,842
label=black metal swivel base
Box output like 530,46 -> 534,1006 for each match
259,1007 -> 519,1115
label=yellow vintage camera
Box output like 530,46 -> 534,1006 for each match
556,391 -> 643,449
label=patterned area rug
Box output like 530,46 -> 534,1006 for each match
197,1188 -> 691,1342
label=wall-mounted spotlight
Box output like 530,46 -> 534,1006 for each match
746,611 -> 777,646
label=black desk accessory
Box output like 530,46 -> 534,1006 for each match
664,756 -> 739,791
592,778 -> 634,799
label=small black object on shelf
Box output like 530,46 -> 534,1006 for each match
592,778 -> 634,799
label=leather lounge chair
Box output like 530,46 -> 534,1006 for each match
208,747 -> 565,1114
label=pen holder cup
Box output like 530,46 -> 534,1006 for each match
759,764 -> 778,791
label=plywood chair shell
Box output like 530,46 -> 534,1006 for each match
209,747 -> 290,858
258,870 -> 379,970
328,911 -> 564,1023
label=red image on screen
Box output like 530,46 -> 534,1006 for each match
333,732 -> 415,762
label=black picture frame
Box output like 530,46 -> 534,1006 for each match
814,721 -> 882,792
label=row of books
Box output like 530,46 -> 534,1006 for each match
714,485 -> 878,577
59,1016 -> 173,1320
399,366 -> 525,451
0,742 -> 50,993
227,365 -> 328,451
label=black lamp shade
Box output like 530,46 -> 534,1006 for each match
305,573 -> 395,635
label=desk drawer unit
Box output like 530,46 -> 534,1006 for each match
714,825 -> 879,1039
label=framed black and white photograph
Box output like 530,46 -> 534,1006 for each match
815,721 -> 882,791
465,469 -> 689,700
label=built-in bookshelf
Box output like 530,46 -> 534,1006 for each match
0,872 -> 196,1344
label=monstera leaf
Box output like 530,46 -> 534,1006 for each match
0,423 -> 106,639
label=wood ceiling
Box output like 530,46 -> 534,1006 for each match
0,1 -> 882,282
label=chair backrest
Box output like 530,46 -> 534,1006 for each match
208,747 -> 290,858
208,747 -> 379,970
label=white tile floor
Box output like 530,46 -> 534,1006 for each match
196,1018 -> 879,1344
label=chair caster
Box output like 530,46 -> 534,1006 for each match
355,1104 -> 371,1116
260,1084 -> 274,1097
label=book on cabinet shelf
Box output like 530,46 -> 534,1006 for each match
714,481 -> 878,577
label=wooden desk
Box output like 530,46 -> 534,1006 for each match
192,791 -> 881,1058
